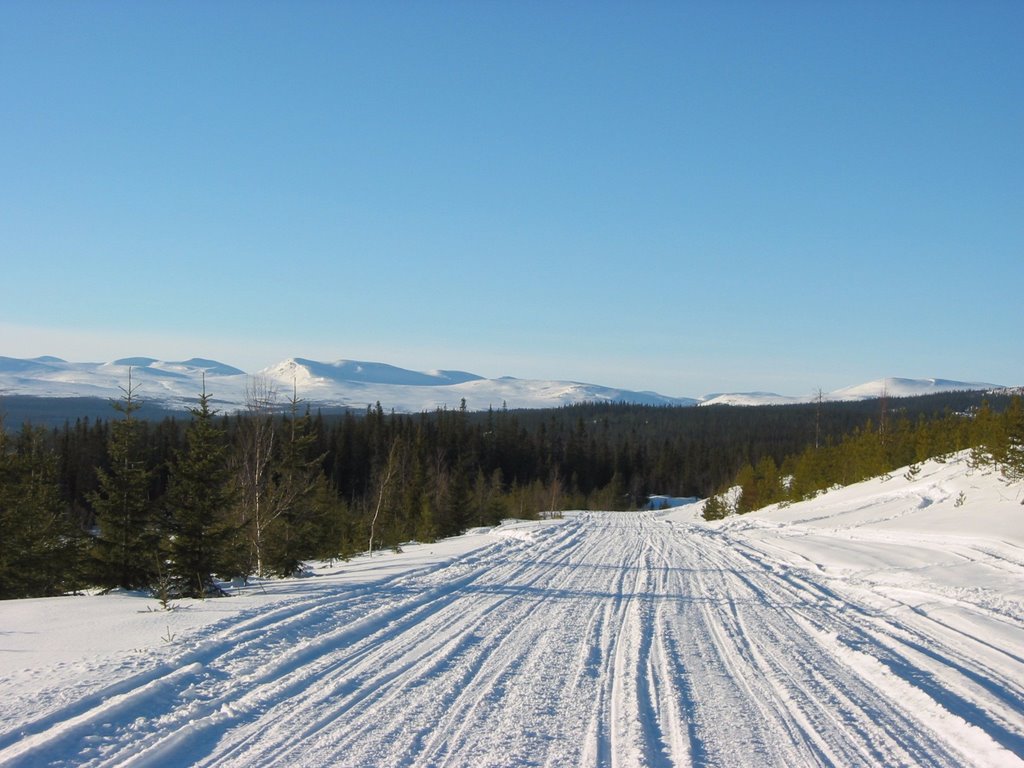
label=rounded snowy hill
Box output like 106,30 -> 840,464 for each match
0,356 -> 1009,415
261,358 -> 484,388
828,377 -> 1002,401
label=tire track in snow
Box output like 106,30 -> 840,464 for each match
721,531 -> 1024,761
3,513 -> 1020,767
221,520 -> 598,767
0,528 -> 563,767
682,526 -> 967,766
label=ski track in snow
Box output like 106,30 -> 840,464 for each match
1,513 -> 1022,768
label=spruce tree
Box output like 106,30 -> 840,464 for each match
701,491 -> 730,521
0,422 -> 86,598
969,400 -> 1004,468
165,387 -> 235,597
1001,396 -> 1024,482
89,372 -> 158,591
263,394 -> 324,576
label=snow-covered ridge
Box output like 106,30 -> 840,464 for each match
699,391 -> 806,407
698,376 -> 1004,407
0,356 -> 697,412
263,358 -> 484,388
827,376 -> 1001,400
0,356 -> 1006,413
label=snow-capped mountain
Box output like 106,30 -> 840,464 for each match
258,358 -> 697,410
263,358 -> 484,388
0,356 -> 1005,414
696,377 -> 1004,407
825,377 -> 1001,401
698,392 -> 806,407
0,356 -> 697,412
0,357 -> 247,404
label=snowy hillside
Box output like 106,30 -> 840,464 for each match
697,376 -> 1004,407
0,357 -> 247,404
262,358 -> 484,388
1,452 -> 1021,766
0,356 -> 697,412
258,357 -> 699,410
827,376 -> 1003,401
698,391 -> 806,406
0,355 -> 1005,414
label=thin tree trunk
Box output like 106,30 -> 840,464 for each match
368,440 -> 399,557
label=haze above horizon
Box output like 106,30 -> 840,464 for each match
2,2 -> 1021,397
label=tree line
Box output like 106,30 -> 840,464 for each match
1,379 -> 1017,600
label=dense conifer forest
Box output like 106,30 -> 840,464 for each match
1,385 -> 1019,599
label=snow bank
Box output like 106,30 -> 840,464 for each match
0,527 -> 514,695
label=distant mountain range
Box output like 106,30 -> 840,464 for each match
0,355 -> 1007,415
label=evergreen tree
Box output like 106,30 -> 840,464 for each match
969,400 -> 1004,469
734,456 -> 783,514
701,492 -> 731,521
1000,396 -> 1024,481
0,422 -> 86,598
405,431 -> 436,542
165,387 -> 235,597
262,394 -> 324,576
89,372 -> 158,591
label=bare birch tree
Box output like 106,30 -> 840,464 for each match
233,376 -> 278,577
368,438 -> 400,557
233,377 -> 325,577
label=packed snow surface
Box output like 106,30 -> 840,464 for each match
1,453 -> 1022,767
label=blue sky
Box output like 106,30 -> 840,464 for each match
2,1 -> 1021,397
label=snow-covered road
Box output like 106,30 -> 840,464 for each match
2,507 -> 1021,767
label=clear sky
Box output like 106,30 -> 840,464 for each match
2,1 -> 1021,397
